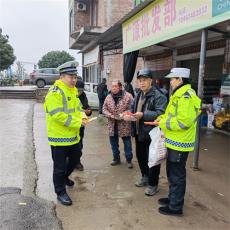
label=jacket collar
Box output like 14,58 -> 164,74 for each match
173,84 -> 191,97
54,79 -> 77,94
110,90 -> 125,97
140,86 -> 156,98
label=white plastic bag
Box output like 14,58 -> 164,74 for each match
148,127 -> 167,168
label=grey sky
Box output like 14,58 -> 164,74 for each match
0,0 -> 81,73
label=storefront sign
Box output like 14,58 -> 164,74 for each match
212,0 -> 230,16
123,0 -> 230,54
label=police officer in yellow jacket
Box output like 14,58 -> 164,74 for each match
44,61 -> 86,206
156,68 -> 201,216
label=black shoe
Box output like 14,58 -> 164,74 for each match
110,159 -> 121,166
159,206 -> 183,216
57,192 -> 72,206
66,178 -> 75,187
158,198 -> 170,206
75,163 -> 84,171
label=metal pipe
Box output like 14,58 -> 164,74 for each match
193,29 -> 208,169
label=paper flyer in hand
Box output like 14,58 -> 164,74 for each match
88,117 -> 97,123
121,111 -> 137,121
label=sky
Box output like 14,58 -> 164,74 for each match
0,0 -> 82,73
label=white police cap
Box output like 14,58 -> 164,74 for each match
57,61 -> 79,75
165,68 -> 190,79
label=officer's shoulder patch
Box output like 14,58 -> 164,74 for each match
48,86 -> 60,96
183,92 -> 191,99
52,86 -> 59,92
48,86 -> 60,94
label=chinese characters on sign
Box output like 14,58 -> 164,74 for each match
130,0 -> 177,43
152,5 -> 161,33
132,19 -> 140,42
164,0 -> 176,27
123,0 -> 230,54
141,13 -> 150,38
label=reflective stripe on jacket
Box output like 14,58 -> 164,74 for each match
44,79 -> 82,146
159,84 -> 201,152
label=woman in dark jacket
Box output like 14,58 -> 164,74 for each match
132,69 -> 167,196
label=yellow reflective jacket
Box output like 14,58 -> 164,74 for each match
44,79 -> 82,146
159,84 -> 201,152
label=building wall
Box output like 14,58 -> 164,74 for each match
144,56 -> 172,71
82,0 -> 134,85
71,0 -> 133,32
110,0 -> 133,25
102,53 -> 144,89
97,0 -> 133,28
70,0 -> 135,85
99,0 -> 134,87
97,0 -> 106,27
73,0 -> 91,31
102,53 -> 124,88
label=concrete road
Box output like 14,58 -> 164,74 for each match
0,99 -> 35,191
34,104 -> 230,230
0,191 -> 61,230
0,99 -> 61,230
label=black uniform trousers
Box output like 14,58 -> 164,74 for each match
51,143 -> 80,195
167,148 -> 189,211
135,136 -> 161,186
76,127 -> 85,164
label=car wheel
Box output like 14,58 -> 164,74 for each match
36,79 -> 45,88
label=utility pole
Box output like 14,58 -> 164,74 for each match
193,29 -> 208,169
